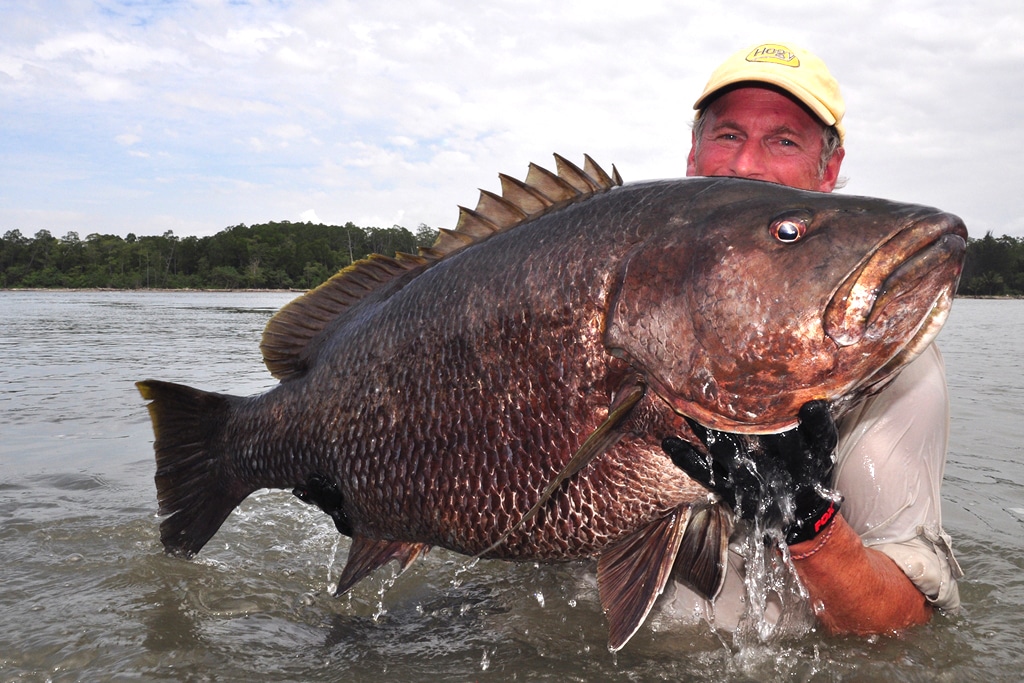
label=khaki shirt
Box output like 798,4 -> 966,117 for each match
835,342 -> 962,609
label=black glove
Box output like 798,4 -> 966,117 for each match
662,400 -> 841,545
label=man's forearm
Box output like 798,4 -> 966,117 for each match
790,513 -> 933,634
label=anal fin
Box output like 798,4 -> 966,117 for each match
334,536 -> 431,596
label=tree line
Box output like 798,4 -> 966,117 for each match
0,221 -> 438,290
959,231 -> 1024,296
1,223 -> 1023,295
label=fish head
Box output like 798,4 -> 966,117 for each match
605,177 -> 967,433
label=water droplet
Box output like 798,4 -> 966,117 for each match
533,590 -> 545,608
372,603 -> 386,622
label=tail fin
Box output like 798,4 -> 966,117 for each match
137,379 -> 251,557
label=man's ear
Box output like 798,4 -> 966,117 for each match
818,146 -> 845,192
686,129 -> 699,177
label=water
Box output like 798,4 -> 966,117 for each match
1,290 -> 1021,682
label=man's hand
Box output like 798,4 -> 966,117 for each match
759,400 -> 842,543
662,400 -> 841,544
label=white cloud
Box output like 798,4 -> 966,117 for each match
34,32 -> 185,72
72,70 -> 135,101
274,44 -> 327,71
268,123 -> 308,141
0,54 -> 27,80
199,23 -> 302,60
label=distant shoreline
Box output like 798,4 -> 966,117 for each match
2,288 -> 1021,299
1,287 -> 307,294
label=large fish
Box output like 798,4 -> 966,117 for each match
138,155 -> 967,650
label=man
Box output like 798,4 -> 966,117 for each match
665,42 -> 962,634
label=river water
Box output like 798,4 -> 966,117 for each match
1,290 -> 1021,682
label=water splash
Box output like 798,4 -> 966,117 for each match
325,533 -> 344,594
731,517 -> 815,650
373,571 -> 398,622
452,556 -> 480,589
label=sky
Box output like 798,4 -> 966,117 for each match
2,0 -> 1023,241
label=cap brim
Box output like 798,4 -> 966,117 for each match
694,74 -> 838,128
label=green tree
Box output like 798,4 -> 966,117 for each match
961,232 -> 1024,296
1,230 -> 30,286
414,223 -> 439,248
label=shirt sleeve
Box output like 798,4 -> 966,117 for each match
834,343 -> 963,610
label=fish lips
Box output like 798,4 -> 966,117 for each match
824,212 -> 967,355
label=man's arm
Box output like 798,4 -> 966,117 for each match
789,513 -> 932,634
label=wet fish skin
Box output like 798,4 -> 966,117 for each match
138,156 -> 967,651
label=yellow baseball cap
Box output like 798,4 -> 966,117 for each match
694,42 -> 846,144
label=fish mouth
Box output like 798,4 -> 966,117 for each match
824,211 -> 967,361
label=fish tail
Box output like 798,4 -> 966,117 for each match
137,379 -> 251,557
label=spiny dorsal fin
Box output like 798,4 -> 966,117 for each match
473,190 -> 528,228
554,153 -> 601,193
524,162 -> 580,202
498,173 -> 554,215
260,154 -> 622,380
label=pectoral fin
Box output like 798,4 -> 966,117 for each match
334,536 -> 431,596
597,502 -> 730,652
597,508 -> 689,651
672,503 -> 731,600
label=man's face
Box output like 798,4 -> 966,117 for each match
687,86 -> 844,192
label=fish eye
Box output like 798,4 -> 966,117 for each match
770,216 -> 808,243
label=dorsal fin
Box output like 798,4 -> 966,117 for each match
524,162 -> 580,202
498,173 -> 554,215
554,153 -> 600,193
260,154 -> 623,380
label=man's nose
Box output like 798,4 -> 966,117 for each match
729,141 -> 767,179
